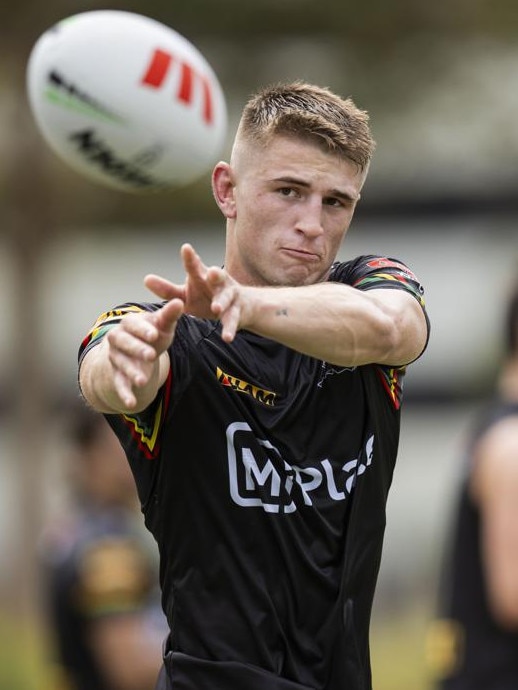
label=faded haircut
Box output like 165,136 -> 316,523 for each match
235,81 -> 376,171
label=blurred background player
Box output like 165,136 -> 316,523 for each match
428,280 -> 518,689
40,404 -> 166,690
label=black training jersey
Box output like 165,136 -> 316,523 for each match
432,401 -> 518,690
79,255 -> 428,690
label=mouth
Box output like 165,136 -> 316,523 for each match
281,247 -> 321,262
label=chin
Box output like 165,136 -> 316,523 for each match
277,269 -> 319,287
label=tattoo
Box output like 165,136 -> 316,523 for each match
276,308 -> 289,317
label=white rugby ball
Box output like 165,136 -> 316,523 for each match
26,10 -> 228,192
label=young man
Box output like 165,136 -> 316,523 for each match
79,81 -> 430,690
429,284 -> 518,690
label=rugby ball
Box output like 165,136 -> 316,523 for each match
26,10 -> 228,192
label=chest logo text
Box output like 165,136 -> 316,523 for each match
217,367 -> 277,406
227,422 -> 374,513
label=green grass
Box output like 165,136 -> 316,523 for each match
371,603 -> 434,690
0,620 -> 40,690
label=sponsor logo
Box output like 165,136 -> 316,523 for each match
227,421 -> 374,513
45,70 -> 124,124
141,48 -> 215,125
217,367 -> 277,406
68,129 -> 167,189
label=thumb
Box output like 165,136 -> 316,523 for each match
153,298 -> 184,335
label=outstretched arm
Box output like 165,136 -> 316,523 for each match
79,298 -> 184,414
222,280 -> 426,367
148,244 -> 428,368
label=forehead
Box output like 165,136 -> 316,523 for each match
240,134 -> 365,190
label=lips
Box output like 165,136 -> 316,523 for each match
281,247 -> 320,262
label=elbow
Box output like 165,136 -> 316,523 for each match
373,310 -> 426,367
357,289 -> 428,366
367,312 -> 412,366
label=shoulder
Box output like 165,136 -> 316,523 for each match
79,302 -> 164,362
329,255 -> 425,298
93,301 -> 163,324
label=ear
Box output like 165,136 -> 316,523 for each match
212,162 -> 236,219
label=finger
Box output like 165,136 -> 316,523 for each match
207,268 -> 232,314
153,298 -> 184,335
109,329 -> 157,362
108,319 -> 159,354
207,265 -> 226,287
144,274 -> 185,302
109,345 -> 153,388
220,303 -> 241,343
113,369 -> 137,409
181,243 -> 206,278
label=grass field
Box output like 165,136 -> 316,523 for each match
0,617 -> 41,690
371,603 -> 434,690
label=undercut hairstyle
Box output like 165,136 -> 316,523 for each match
236,81 -> 376,171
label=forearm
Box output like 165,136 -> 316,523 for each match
239,282 -> 424,367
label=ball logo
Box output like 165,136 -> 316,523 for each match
141,48 -> 214,126
47,70 -> 123,124
69,128 -> 164,189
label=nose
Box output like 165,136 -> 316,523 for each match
294,198 -> 324,238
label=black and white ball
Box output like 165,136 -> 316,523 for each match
26,10 -> 228,192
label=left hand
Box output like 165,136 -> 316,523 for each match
144,243 -> 246,342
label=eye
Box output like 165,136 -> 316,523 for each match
278,186 -> 298,198
324,196 -> 351,209
323,197 -> 341,208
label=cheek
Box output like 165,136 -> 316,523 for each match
331,222 -> 348,243
323,222 -> 350,258
237,193 -> 277,238
326,209 -> 354,240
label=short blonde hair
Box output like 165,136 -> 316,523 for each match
235,81 -> 376,171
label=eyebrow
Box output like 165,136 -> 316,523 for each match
272,176 -> 359,202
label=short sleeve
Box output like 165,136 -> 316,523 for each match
330,255 -> 426,309
78,302 -> 163,367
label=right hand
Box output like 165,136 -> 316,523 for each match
101,298 -> 184,410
